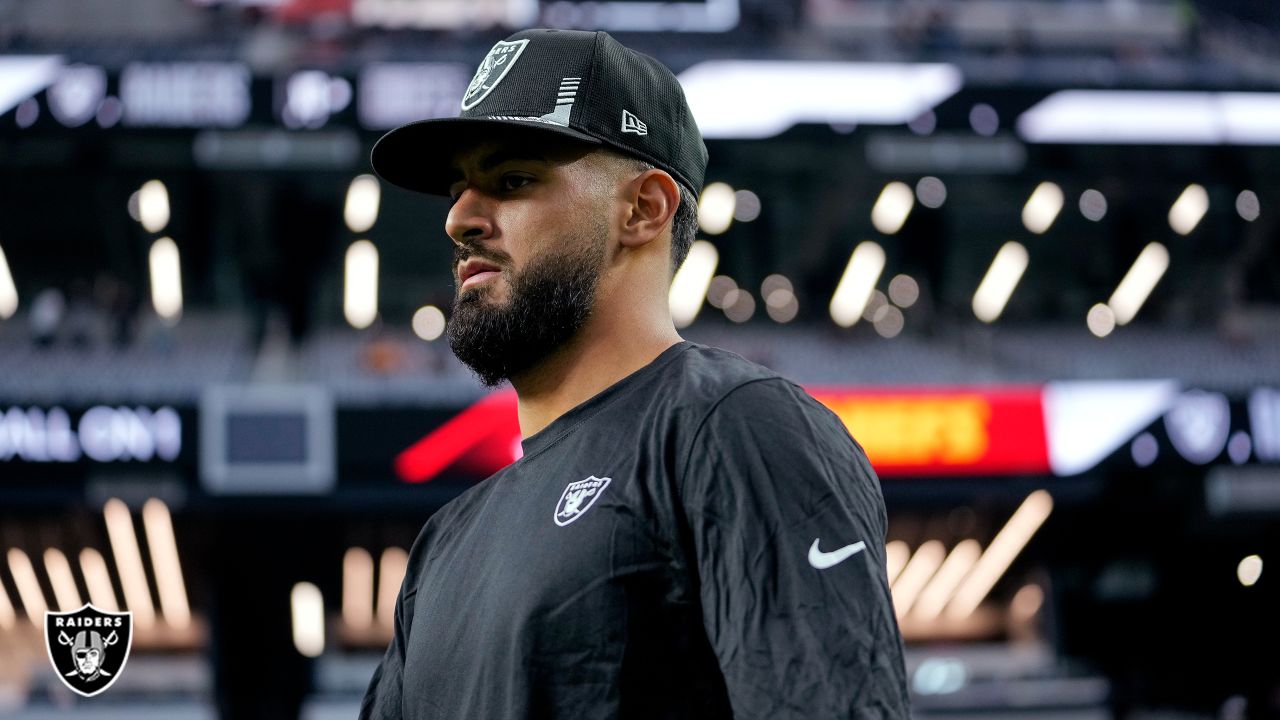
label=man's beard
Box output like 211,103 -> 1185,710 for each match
447,228 -> 607,388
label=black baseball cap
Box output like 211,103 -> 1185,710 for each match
370,28 -> 708,198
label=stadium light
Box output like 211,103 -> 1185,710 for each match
412,305 -> 446,341
1236,190 -> 1260,222
0,55 -> 62,117
678,61 -> 962,139
1168,184 -> 1208,235
830,241 -> 886,327
377,547 -> 408,631
1087,303 -> 1116,338
912,539 -> 981,622
7,549 -> 47,625
345,174 -> 381,234
1238,555 -> 1262,587
1022,182 -> 1064,234
149,237 -> 183,323
0,242 -> 16,319
733,189 -> 761,221
669,240 -> 718,328
891,540 -> 945,619
79,548 -> 119,611
947,490 -> 1053,620
143,498 -> 191,630
290,582 -> 325,658
971,241 -> 1029,323
697,182 -> 735,235
871,182 -> 914,235
915,177 -> 946,209
344,240 -> 379,329
104,498 -> 156,629
343,547 -> 375,631
1108,242 -> 1169,325
1079,189 -> 1107,221
43,548 -> 82,611
138,180 -> 170,233
1017,90 -> 1280,145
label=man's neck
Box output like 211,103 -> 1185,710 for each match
511,322 -> 682,439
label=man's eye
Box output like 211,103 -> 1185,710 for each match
501,174 -> 533,192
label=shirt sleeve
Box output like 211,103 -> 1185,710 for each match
358,584 -> 416,720
677,378 -> 911,719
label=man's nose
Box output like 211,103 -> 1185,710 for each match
445,188 -> 495,245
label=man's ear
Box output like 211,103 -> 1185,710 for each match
618,169 -> 680,249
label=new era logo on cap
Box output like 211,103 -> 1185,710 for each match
621,109 -> 648,136
369,29 -> 708,198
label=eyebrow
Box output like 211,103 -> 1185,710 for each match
449,149 -> 549,183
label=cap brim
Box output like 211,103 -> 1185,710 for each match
370,117 -> 602,196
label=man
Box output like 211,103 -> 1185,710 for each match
361,28 -> 909,719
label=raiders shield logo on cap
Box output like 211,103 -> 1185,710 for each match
44,604 -> 134,697
461,39 -> 529,111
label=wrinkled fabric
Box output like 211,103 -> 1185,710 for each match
360,341 -> 910,720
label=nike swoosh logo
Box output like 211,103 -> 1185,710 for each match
808,539 -> 867,569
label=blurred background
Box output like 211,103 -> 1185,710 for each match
0,0 -> 1278,717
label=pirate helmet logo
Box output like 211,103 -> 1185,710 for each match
461,39 -> 528,111
44,604 -> 133,697
554,475 -> 611,526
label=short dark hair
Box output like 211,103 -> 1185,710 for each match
601,150 -> 699,275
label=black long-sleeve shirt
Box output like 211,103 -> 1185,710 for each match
359,341 -> 909,718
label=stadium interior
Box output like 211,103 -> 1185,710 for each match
1,0 -> 1279,717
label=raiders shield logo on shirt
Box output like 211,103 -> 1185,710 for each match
461,39 -> 528,111
44,604 -> 133,697
554,476 -> 611,526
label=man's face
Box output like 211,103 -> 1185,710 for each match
443,137 -> 617,387
76,648 -> 101,675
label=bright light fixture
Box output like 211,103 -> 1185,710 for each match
1022,182 -> 1064,234
291,582 -> 325,658
1017,90 -> 1280,145
143,498 -> 191,630
412,305 -> 446,341
1168,184 -> 1208,235
679,61 -> 962,139
829,241 -> 886,327
1108,242 -> 1169,325
0,242 -> 16,319
1238,554 -> 1262,587
8,549 -> 47,624
344,174 -> 381,233
377,547 -> 408,630
871,182 -> 914,235
344,240 -> 379,329
343,547 -> 374,631
698,182 -> 736,235
80,548 -> 119,612
149,237 -> 183,323
891,540 -> 945,619
913,540 -> 982,622
971,242 -> 1029,323
947,490 -> 1053,619
104,498 -> 156,629
669,240 -> 718,328
138,180 -> 170,233
43,548 -> 82,611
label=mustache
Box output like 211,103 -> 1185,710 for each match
453,243 -> 509,270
